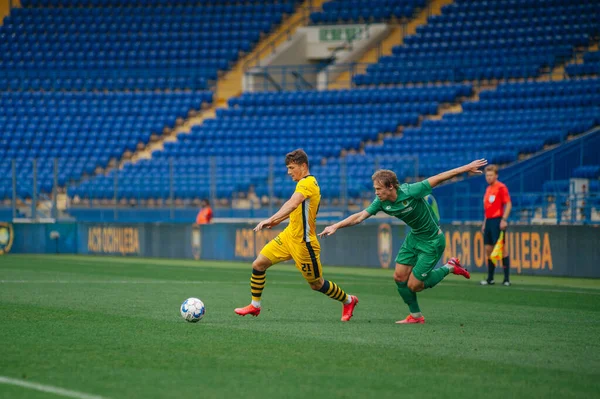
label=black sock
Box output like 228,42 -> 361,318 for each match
502,256 -> 510,282
487,259 -> 495,282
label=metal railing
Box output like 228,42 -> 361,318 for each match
244,55 -> 561,92
1,155 -> 420,222
444,192 -> 600,226
2,154 -> 599,224
244,62 -> 368,91
241,0 -> 421,73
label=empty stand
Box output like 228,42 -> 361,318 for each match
360,78 -> 600,176
0,0 -> 302,203
1,1 -> 301,90
70,84 -> 471,201
2,0 -> 599,226
0,91 -> 212,199
310,0 -> 426,24
354,0 -> 599,85
567,51 -> 600,77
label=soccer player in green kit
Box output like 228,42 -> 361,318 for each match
319,159 -> 488,323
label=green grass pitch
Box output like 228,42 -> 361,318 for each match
1,255 -> 599,399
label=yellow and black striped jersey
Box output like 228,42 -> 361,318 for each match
284,175 -> 320,242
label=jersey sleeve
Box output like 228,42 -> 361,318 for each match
365,197 -> 382,215
500,185 -> 511,204
403,179 -> 432,199
294,179 -> 314,199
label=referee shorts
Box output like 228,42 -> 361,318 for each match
483,217 -> 504,246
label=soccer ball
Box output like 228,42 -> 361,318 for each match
180,297 -> 205,323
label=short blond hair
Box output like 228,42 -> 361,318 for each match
485,164 -> 498,175
372,169 -> 400,189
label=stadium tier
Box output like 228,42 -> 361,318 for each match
0,0 -> 304,201
20,0 -> 283,4
68,84 -> 471,201
356,79 -> 600,176
572,165 -> 600,180
566,51 -> 600,77
310,0 -> 426,24
1,0 -> 599,224
354,0 -> 599,85
1,0 -> 301,90
66,78 -> 600,203
0,91 -> 212,199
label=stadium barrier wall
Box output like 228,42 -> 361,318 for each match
435,128 -> 600,221
4,222 -> 600,278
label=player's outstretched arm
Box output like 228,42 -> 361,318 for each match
254,192 -> 305,231
427,158 -> 488,188
318,210 -> 372,237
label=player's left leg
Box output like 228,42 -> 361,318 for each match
408,233 -> 470,292
292,241 -> 358,321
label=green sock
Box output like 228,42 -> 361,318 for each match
396,281 -> 421,313
423,266 -> 450,289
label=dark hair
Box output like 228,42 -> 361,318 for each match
485,164 -> 499,175
372,169 -> 400,189
202,199 -> 210,206
285,149 -> 309,168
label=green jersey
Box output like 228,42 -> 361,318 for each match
365,180 -> 441,240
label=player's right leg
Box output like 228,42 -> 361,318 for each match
394,262 -> 425,324
234,235 -> 290,317
394,236 -> 423,323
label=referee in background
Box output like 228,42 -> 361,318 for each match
481,165 -> 512,286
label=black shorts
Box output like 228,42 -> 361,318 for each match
484,217 -> 504,246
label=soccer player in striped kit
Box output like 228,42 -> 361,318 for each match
235,149 -> 359,321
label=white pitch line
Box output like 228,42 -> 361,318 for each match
0,376 -> 106,399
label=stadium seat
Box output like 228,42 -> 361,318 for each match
353,0 -> 599,85
1,1 -> 302,90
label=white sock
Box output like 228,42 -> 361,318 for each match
411,312 -> 423,318
343,295 -> 353,305
251,300 -> 261,308
445,264 -> 454,273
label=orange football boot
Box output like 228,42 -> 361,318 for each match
341,295 -> 359,322
234,304 -> 261,317
448,257 -> 470,279
395,314 -> 426,324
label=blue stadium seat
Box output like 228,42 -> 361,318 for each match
352,0 -> 599,85
2,1 -> 302,91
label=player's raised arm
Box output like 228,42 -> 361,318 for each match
254,192 -> 305,232
427,159 -> 488,189
318,210 -> 372,237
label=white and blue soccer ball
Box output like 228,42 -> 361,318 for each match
180,297 -> 205,323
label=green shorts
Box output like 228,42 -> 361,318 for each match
395,231 -> 446,281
